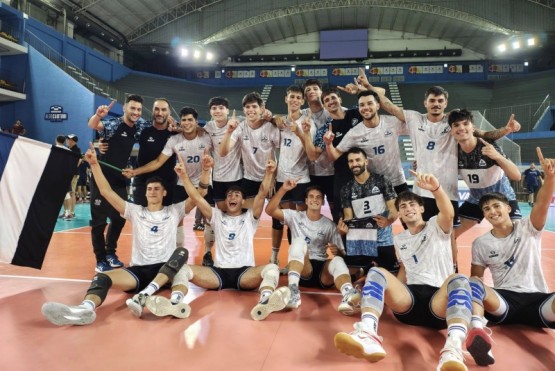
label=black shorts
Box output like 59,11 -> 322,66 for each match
212,179 -> 242,202
393,284 -> 447,329
210,266 -> 251,290
486,289 -> 555,328
458,200 -> 521,223
310,175 -> 334,204
526,184 -> 540,194
343,245 -> 399,274
276,181 -> 309,204
241,178 -> 262,199
173,184 -> 214,205
299,259 -> 335,289
422,197 -> 461,227
123,263 -> 164,293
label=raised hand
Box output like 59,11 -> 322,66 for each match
301,110 -> 312,134
97,137 -> 109,154
409,169 -> 440,192
323,122 -> 335,145
337,81 -> 359,95
505,114 -> 521,133
479,138 -> 503,161
356,67 -> 370,87
336,217 -> 349,235
265,151 -> 277,174
167,115 -> 181,132
227,109 -> 239,133
84,142 -> 98,165
201,148 -> 214,171
283,177 -> 300,191
372,214 -> 391,228
274,115 -> 287,129
95,100 -> 115,119
174,153 -> 188,177
261,108 -> 273,121
537,147 -> 554,178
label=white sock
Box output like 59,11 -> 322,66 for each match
361,312 -> 379,334
446,324 -> 467,348
170,291 -> 185,304
471,315 -> 484,329
288,271 -> 300,286
141,282 -> 160,296
80,300 -> 96,311
340,283 -> 354,296
260,290 -> 272,303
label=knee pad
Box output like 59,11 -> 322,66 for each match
86,273 -> 112,304
204,224 -> 215,248
172,264 -> 193,289
176,226 -> 184,248
272,217 -> 284,230
158,247 -> 189,280
288,237 -> 307,264
446,274 -> 472,323
327,256 -> 349,281
469,276 -> 486,306
361,267 -> 387,315
260,264 -> 279,290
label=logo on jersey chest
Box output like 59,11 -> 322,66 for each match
121,132 -> 128,137
360,137 -> 369,143
351,119 -> 359,127
478,159 -> 487,167
147,137 -> 155,142
400,244 -> 407,250
441,127 -> 450,135
488,250 -> 499,258
335,132 -> 344,138
260,135 -> 269,143
384,130 -> 393,137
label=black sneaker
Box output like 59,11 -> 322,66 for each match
202,251 -> 214,267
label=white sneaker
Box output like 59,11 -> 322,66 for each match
334,322 -> 386,362
437,344 -> 467,371
42,302 -> 96,326
250,287 -> 291,321
338,287 -> 361,316
145,295 -> 191,319
125,293 -> 148,318
286,284 -> 301,309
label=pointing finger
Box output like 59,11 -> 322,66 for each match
107,100 -> 116,110
232,109 -> 236,120
536,147 -> 545,163
408,169 -> 418,177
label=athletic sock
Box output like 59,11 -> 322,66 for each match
80,299 -> 96,311
361,312 -> 379,334
446,324 -> 467,348
170,291 -> 185,304
340,283 -> 354,296
288,271 -> 300,286
141,282 -> 160,297
471,315 -> 484,329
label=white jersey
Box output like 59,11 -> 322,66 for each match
276,115 -> 315,183
302,107 -> 334,176
472,218 -> 548,293
123,202 -> 186,266
404,110 -> 458,201
394,216 -> 454,287
203,120 -> 243,182
336,115 -> 408,187
209,207 -> 258,268
231,120 -> 280,181
283,209 -> 344,261
162,133 -> 213,186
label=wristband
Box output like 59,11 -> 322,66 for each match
198,181 -> 209,189
431,184 -> 441,192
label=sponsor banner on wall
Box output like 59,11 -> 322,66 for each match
295,68 -> 328,77
259,69 -> 292,78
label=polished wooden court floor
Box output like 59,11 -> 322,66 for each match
1,203 -> 554,371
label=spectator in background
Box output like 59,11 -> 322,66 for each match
11,120 -> 26,136
66,134 -> 82,219
54,135 -> 73,219
523,163 -> 543,206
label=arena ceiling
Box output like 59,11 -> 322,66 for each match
43,0 -> 555,66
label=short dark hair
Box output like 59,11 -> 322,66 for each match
358,90 -> 380,104
286,85 -> 303,95
179,107 -> 199,120
242,92 -> 264,107
395,191 -> 423,211
448,108 -> 473,126
145,176 -> 167,190
56,135 -> 66,144
346,147 -> 367,159
154,97 -> 171,108
425,86 -> 448,100
226,185 -> 245,198
479,192 -> 509,209
126,94 -> 144,104
303,79 -> 322,91
208,97 -> 229,108
321,87 -> 341,101
305,185 -> 324,198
